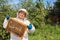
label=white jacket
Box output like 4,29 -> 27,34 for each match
3,18 -> 35,40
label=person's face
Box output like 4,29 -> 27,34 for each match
18,11 -> 26,19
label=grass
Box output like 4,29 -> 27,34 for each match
29,24 -> 60,40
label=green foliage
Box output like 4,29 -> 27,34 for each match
29,25 -> 60,40
54,0 -> 60,9
0,0 -> 16,40
45,0 -> 60,24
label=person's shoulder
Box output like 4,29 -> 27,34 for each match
24,19 -> 30,25
25,18 -> 30,22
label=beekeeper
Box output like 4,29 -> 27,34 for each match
3,9 -> 35,40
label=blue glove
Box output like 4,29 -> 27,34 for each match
27,24 -> 32,30
6,15 -> 10,20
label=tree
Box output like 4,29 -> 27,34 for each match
0,0 -> 16,40
45,0 -> 60,24
17,0 -> 46,29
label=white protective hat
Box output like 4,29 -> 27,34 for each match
17,9 -> 28,17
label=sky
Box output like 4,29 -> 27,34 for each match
44,0 -> 56,8
8,0 -> 56,8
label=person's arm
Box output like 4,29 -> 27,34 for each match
27,24 -> 35,33
26,20 -> 35,33
3,15 -> 10,28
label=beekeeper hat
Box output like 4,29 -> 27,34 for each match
18,9 -> 28,16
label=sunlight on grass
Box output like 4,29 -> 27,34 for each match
29,25 -> 60,40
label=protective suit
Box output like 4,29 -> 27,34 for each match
3,9 -> 35,40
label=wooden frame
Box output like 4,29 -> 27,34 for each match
6,18 -> 27,38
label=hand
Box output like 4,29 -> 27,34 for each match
27,24 -> 32,29
6,15 -> 10,20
